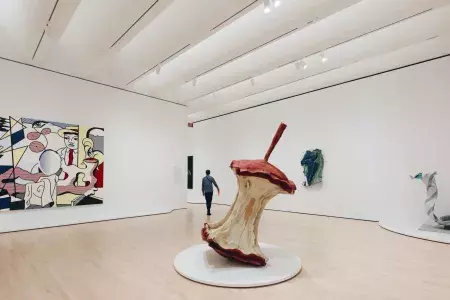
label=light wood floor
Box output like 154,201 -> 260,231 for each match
0,204 -> 449,300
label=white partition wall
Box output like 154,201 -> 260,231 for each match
0,58 -> 187,233
188,57 -> 450,230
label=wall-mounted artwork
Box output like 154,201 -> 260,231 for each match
411,172 -> 450,233
0,116 -> 104,212
187,156 -> 193,189
301,149 -> 324,187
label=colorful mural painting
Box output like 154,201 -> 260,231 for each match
0,116 -> 104,211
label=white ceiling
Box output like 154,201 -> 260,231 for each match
1,0 -> 449,120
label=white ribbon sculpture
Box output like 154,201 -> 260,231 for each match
411,172 -> 450,229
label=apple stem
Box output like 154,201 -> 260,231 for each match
264,123 -> 287,162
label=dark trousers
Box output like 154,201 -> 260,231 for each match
204,192 -> 213,212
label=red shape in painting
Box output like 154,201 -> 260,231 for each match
27,132 -> 40,140
93,162 -> 104,188
41,128 -> 51,135
29,141 -> 45,153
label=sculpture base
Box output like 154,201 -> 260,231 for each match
173,243 -> 302,287
379,222 -> 450,244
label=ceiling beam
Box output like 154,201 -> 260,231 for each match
184,27 -> 298,84
186,7 -> 433,103
32,0 -> 60,60
110,0 -> 160,49
192,53 -> 450,123
210,0 -> 259,32
126,44 -> 191,86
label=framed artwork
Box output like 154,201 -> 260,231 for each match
187,156 -> 193,189
0,116 -> 104,212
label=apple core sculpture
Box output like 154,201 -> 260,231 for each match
202,123 -> 296,266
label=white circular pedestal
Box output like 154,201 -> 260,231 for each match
379,222 -> 450,244
173,243 -> 302,287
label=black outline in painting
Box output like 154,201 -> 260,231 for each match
8,117 -> 16,197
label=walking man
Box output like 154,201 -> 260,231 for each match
202,170 -> 220,216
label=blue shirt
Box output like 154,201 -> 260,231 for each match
202,175 -> 219,194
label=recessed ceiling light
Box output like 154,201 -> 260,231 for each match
320,52 -> 328,63
274,0 -> 281,8
301,60 -> 307,69
295,60 -> 307,70
306,17 -> 319,25
264,0 -> 271,13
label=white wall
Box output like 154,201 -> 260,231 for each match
188,57 -> 450,223
0,58 -> 187,233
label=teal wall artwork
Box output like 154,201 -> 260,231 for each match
300,149 -> 324,187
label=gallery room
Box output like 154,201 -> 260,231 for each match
0,0 -> 449,299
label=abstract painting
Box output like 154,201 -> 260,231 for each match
301,149 -> 324,187
411,172 -> 450,233
0,116 -> 104,212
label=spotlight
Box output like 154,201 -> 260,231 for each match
264,0 -> 271,14
192,78 -> 197,87
294,60 -> 307,70
274,0 -> 281,8
250,78 -> 255,86
155,64 -> 161,75
320,52 -> 328,63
